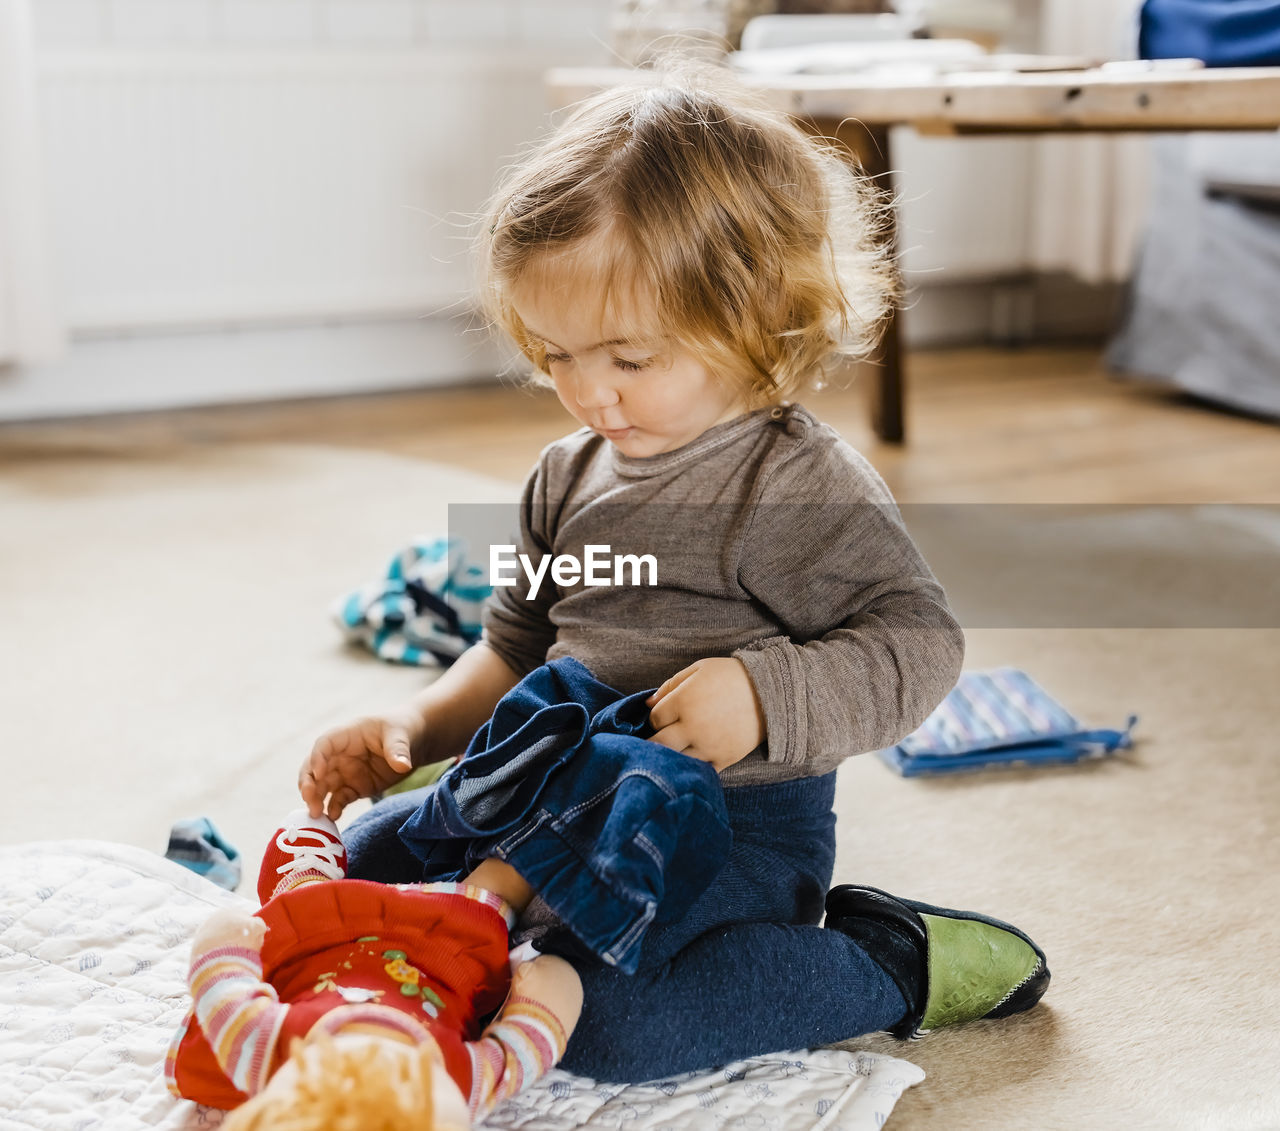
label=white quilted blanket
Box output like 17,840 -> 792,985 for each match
0,841 -> 924,1130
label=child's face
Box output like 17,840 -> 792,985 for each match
511,282 -> 747,458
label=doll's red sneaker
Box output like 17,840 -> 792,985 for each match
257,809 -> 348,903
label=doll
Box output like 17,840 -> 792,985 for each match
166,810 -> 583,1130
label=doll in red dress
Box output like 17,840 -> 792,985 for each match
166,810 -> 583,1131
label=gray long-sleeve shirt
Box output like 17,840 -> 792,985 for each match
481,403 -> 964,786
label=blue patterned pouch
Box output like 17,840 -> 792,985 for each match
877,668 -> 1137,777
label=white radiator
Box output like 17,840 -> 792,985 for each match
36,48 -> 558,333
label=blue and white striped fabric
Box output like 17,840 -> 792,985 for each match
898,668 -> 1081,757
333,535 -> 492,667
879,668 -> 1136,776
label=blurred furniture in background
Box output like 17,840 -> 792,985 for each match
549,62 -> 1280,441
1107,0 -> 1280,421
1139,0 -> 1280,67
1108,133 -> 1280,421
610,0 -> 736,65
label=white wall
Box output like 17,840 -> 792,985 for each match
1,0 -> 611,417
31,0 -> 612,334
28,0 -> 611,52
37,49 -> 566,332
2,0 -> 1124,420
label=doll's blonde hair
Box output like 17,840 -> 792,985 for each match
481,64 -> 895,406
221,1030 -> 448,1131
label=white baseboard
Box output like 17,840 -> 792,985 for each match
904,274 -> 1124,347
0,313 -> 518,422
0,279 -> 1123,423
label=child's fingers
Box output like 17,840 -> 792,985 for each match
645,663 -> 699,706
299,746 -> 348,816
650,722 -> 691,753
687,746 -> 736,772
325,784 -> 359,822
299,782 -> 322,819
380,727 -> 413,771
298,759 -> 325,817
299,729 -> 346,800
647,694 -> 681,732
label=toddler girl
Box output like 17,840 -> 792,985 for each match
301,68 -> 1048,1082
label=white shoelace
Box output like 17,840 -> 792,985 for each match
274,826 -> 346,881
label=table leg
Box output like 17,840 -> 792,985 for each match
814,118 -> 905,443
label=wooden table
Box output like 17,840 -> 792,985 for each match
547,64 -> 1280,441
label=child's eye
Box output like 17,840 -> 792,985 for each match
612,357 -> 650,373
543,352 -> 572,366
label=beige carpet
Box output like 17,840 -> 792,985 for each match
3,441 -> 1278,1130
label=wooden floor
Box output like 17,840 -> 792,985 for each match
3,346 -> 1278,503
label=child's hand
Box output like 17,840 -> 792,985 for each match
645,658 -> 765,772
299,704 -> 426,821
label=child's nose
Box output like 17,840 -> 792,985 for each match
574,370 -> 620,409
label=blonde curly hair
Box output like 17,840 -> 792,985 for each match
480,64 -> 895,407
221,1030 -> 452,1131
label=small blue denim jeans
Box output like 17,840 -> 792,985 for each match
343,666 -> 907,1081
397,658 -> 732,974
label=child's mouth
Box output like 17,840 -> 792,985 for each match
597,426 -> 634,441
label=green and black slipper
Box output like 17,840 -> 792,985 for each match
824,884 -> 1050,1039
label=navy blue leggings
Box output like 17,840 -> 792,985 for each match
343,772 -> 905,1082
